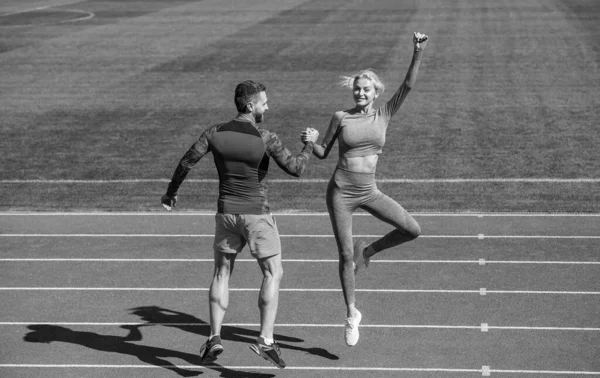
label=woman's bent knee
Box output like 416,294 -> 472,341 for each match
410,222 -> 421,238
399,217 -> 421,240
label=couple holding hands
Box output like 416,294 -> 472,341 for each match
162,32 -> 428,368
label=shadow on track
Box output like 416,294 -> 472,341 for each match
129,306 -> 339,360
23,324 -> 275,377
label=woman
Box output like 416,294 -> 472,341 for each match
302,32 -> 428,347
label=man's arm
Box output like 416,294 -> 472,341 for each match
162,128 -> 212,209
262,130 -> 313,177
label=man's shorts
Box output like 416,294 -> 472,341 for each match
213,213 -> 281,259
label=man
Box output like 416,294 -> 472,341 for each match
161,80 -> 318,369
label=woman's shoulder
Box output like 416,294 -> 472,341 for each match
332,110 -> 346,119
332,109 -> 355,121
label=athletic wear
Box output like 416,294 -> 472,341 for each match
199,335 -> 224,363
166,117 -> 313,214
250,336 -> 286,369
326,167 -> 420,306
337,81 -> 410,157
345,310 -> 362,346
313,49 -> 424,288
313,49 -> 423,160
213,213 -> 281,258
353,239 -> 370,274
312,47 -> 425,347
328,168 -> 383,206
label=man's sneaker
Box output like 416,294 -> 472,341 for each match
345,310 -> 362,346
199,335 -> 224,363
353,240 -> 370,274
249,337 -> 286,369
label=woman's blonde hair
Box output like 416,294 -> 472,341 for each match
339,69 -> 385,94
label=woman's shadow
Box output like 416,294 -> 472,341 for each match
23,324 -> 275,377
128,306 -> 339,361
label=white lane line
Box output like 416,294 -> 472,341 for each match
455,235 -> 600,239
2,234 -> 599,239
485,290 -> 600,295
2,322 -> 474,328
0,364 -> 598,374
0,287 -> 452,293
3,322 -> 599,331
1,287 -> 599,294
0,234 -> 218,237
490,369 -> 600,375
0,364 -> 483,373
4,178 -> 600,183
2,211 -> 600,216
487,326 -> 600,331
0,0 -> 87,17
484,260 -> 600,264
2,258 -> 599,265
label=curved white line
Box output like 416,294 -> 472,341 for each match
59,9 -> 94,23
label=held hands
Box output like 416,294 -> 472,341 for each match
161,194 -> 177,211
301,128 -> 319,144
413,32 -> 429,51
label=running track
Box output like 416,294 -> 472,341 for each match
1,212 -> 599,377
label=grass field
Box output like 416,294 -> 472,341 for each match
1,0 -> 599,212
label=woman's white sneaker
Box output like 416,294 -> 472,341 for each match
345,310 -> 362,346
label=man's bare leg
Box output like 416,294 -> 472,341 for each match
209,251 -> 236,337
256,253 -> 283,340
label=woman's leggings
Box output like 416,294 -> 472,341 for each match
326,168 -> 421,306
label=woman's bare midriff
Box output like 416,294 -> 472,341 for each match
337,155 -> 378,173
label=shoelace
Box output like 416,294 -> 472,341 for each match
261,340 -> 280,352
271,342 -> 281,354
345,317 -> 357,330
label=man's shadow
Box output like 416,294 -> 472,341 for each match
129,306 -> 339,360
23,324 -> 276,378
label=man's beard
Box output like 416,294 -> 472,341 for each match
255,113 -> 264,123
